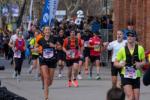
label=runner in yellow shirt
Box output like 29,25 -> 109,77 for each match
114,31 -> 145,100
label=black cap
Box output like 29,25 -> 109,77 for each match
126,31 -> 136,37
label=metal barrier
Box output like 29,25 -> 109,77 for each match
99,29 -> 113,66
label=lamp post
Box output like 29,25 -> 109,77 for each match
105,0 -> 107,16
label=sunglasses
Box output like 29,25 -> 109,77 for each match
127,34 -> 135,37
18,32 -> 23,35
71,31 -> 75,33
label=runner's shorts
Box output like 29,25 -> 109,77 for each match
31,55 -> 39,60
39,57 -> 57,68
111,62 -> 121,76
83,48 -> 90,58
57,50 -> 66,61
66,59 -> 79,67
121,75 -> 140,89
89,56 -> 100,63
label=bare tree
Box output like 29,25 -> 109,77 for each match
80,0 -> 104,16
58,0 -> 107,17
58,0 -> 81,17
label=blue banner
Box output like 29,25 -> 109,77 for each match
40,0 -> 50,28
40,0 -> 59,28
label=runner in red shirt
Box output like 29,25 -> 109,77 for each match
88,31 -> 104,80
63,30 -> 83,87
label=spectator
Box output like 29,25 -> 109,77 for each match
91,17 -> 101,33
107,87 -> 125,100
106,18 -> 113,29
28,24 -> 37,39
2,31 -> 10,59
101,16 -> 107,29
122,20 -> 137,40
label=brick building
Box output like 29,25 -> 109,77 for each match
113,0 -> 150,50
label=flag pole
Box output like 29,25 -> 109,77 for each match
49,0 -> 51,26
28,0 -> 34,30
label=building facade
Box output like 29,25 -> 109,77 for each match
113,0 -> 150,50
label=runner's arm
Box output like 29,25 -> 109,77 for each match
88,39 -> 94,48
8,37 -> 14,48
79,39 -> 84,55
135,61 -> 146,69
62,38 -> 67,53
106,42 -> 112,50
100,41 -> 108,53
114,59 -> 126,68
114,48 -> 126,68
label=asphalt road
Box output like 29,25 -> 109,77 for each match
0,58 -> 150,100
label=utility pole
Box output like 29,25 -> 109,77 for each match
105,0 -> 108,64
106,0 -> 107,16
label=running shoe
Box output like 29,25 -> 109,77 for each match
84,68 -> 89,75
27,66 -> 32,74
88,75 -> 92,80
72,80 -> 79,87
67,81 -> 72,87
12,71 -> 17,79
45,98 -> 49,100
95,75 -> 101,80
77,74 -> 82,80
17,75 -> 21,83
58,74 -> 63,78
34,73 -> 40,81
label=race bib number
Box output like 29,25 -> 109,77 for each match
67,50 -> 76,59
14,51 -> 21,58
124,66 -> 137,79
30,45 -> 34,49
43,48 -> 54,59
94,45 -> 100,51
84,41 -> 89,47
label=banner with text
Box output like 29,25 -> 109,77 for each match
40,0 -> 59,28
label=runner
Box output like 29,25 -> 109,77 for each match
114,31 -> 145,100
82,30 -> 92,75
88,31 -> 104,80
27,30 -> 40,80
8,28 -> 23,78
76,32 -> 84,80
13,31 -> 25,82
106,30 -> 127,87
56,29 -> 66,78
38,26 -> 57,100
35,29 -> 44,88
2,31 -> 10,59
63,30 -> 83,87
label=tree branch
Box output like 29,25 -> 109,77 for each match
70,0 -> 80,15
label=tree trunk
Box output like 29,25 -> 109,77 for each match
16,0 -> 26,28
